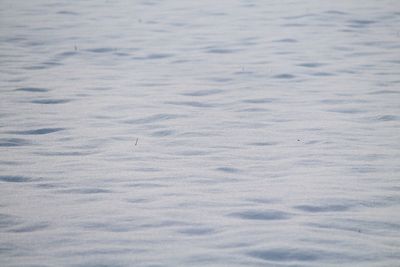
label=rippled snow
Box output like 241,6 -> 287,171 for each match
1,0 -> 400,266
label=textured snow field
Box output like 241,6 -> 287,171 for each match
1,0 -> 400,266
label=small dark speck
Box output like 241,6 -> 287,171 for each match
135,138 -> 139,146
297,139 -> 300,141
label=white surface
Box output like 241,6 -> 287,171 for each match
0,1 -> 399,266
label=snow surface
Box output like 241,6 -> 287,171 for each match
1,0 -> 400,266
